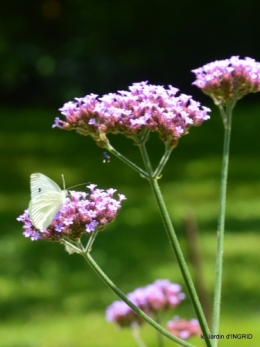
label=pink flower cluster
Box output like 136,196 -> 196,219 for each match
54,81 -> 210,149
167,316 -> 201,340
106,279 -> 185,328
192,56 -> 260,105
17,185 -> 126,241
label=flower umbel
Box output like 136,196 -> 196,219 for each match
106,279 -> 185,328
54,81 -> 210,149
167,316 -> 201,340
17,185 -> 126,241
192,56 -> 260,106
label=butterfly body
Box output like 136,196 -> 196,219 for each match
29,173 -> 67,230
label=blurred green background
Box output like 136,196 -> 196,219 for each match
1,1 -> 260,346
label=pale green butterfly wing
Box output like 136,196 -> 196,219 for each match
29,173 -> 67,229
30,173 -> 64,199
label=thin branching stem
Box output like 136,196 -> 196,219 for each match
83,252 -> 197,347
154,148 -> 173,178
107,143 -> 148,178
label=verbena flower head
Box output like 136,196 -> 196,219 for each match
106,279 -> 185,328
17,185 -> 126,241
192,56 -> 260,106
167,316 -> 201,339
54,81 -> 210,149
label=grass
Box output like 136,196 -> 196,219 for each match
0,103 -> 260,346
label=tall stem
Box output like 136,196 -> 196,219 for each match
212,104 -> 232,344
84,253 -> 196,347
138,141 -> 212,347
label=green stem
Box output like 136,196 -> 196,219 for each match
84,253 -> 197,347
85,230 -> 99,252
212,104 -> 232,345
154,148 -> 173,178
106,142 -> 148,178
138,141 -> 212,347
131,323 -> 147,347
155,313 -> 165,347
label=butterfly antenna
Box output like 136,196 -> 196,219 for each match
68,182 -> 90,190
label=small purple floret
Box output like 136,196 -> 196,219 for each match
192,56 -> 260,105
17,186 -> 126,242
106,279 -> 185,328
54,81 -> 211,149
167,316 -> 201,339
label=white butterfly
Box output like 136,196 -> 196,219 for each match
29,173 -> 67,230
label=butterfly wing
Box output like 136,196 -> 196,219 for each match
29,173 -> 67,229
29,191 -> 67,229
30,173 -> 63,199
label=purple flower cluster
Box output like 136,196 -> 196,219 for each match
17,184 -> 126,241
54,81 -> 210,149
106,279 -> 185,328
192,56 -> 260,105
167,316 -> 201,340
